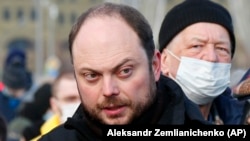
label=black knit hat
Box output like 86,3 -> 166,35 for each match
2,48 -> 30,89
2,66 -> 28,89
158,0 -> 235,58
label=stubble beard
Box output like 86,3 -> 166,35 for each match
82,71 -> 157,125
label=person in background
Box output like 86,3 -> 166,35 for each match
158,0 -> 246,124
232,67 -> 250,124
230,69 -> 248,89
0,115 -> 7,141
38,2 -> 207,141
233,68 -> 250,98
0,49 -> 30,123
2,48 -> 35,103
7,83 -> 52,141
29,68 -> 80,141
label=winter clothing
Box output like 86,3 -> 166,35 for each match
4,48 -> 26,69
0,82 -> 4,91
38,75 -> 209,141
209,68 -> 250,125
3,48 -> 33,91
231,68 -> 250,124
209,87 -> 246,124
0,48 -> 36,141
22,120 -> 44,141
158,0 -> 235,58
0,91 -> 21,123
211,68 -> 250,125
31,114 -> 61,141
0,114 -> 7,141
2,66 -> 28,90
158,0 -> 243,125
7,83 -> 52,141
233,68 -> 250,99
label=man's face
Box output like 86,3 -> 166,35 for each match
161,22 -> 232,77
72,16 -> 160,125
5,87 -> 26,98
51,77 -> 80,123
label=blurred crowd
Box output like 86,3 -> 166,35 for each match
0,48 -> 80,141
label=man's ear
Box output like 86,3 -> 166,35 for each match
160,48 -> 169,76
152,50 -> 161,81
50,97 -> 60,115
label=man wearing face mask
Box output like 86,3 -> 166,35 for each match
30,68 -> 80,141
158,0 -> 246,124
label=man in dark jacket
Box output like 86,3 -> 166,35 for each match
38,2 -> 208,141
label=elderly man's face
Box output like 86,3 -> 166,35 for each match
161,22 -> 231,78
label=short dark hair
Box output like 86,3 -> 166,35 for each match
68,2 -> 155,64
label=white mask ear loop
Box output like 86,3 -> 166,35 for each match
165,49 -> 181,79
166,49 -> 181,61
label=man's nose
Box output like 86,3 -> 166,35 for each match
102,76 -> 119,96
203,45 -> 218,62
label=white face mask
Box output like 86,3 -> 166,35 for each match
60,102 -> 80,123
167,49 -> 231,105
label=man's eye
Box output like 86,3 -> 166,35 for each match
118,68 -> 132,78
215,47 -> 230,57
217,47 -> 229,52
192,45 -> 202,48
84,73 -> 98,81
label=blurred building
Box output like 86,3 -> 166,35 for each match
0,0 -> 102,79
0,0 -> 249,80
